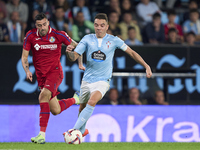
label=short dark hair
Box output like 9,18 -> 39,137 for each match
186,31 -> 196,37
153,12 -> 161,19
123,10 -> 132,15
109,11 -> 118,17
154,90 -> 164,97
35,12 -> 47,22
168,28 -> 177,34
94,13 -> 108,23
189,9 -> 199,14
189,0 -> 198,5
109,88 -> 118,95
128,26 -> 136,31
167,9 -> 176,16
55,6 -> 64,11
77,10 -> 83,15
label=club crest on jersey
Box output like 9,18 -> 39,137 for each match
91,50 -> 106,62
106,41 -> 111,48
49,36 -> 55,43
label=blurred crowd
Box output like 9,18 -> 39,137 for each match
99,87 -> 169,105
1,0 -> 194,105
0,0 -> 200,46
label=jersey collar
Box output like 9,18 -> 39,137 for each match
95,33 -> 108,39
49,26 -> 52,34
36,26 -> 52,36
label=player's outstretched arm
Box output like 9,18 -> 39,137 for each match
69,40 -> 85,70
21,49 -> 33,82
70,39 -> 78,47
66,45 -> 80,62
125,46 -> 152,78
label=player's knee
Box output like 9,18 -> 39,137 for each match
87,100 -> 97,107
51,110 -> 60,115
50,108 -> 61,116
39,89 -> 51,103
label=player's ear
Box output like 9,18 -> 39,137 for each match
35,21 -> 37,28
106,24 -> 109,31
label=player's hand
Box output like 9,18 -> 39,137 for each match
66,45 -> 74,53
26,70 -> 33,82
79,65 -> 85,71
146,66 -> 152,78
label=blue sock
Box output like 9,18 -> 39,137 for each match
73,104 -> 94,134
79,122 -> 86,134
78,112 -> 86,134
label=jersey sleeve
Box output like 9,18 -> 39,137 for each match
74,35 -> 87,55
58,31 -> 72,45
115,36 -> 128,51
23,31 -> 32,51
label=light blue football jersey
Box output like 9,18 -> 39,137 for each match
74,33 -> 127,83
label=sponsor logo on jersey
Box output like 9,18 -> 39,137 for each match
49,36 -> 55,43
34,43 -> 40,51
91,50 -> 106,62
34,43 -> 57,51
40,44 -> 57,50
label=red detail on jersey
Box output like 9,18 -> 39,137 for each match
106,41 -> 111,48
23,27 -> 72,77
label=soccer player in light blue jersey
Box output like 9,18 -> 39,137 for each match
66,13 -> 152,137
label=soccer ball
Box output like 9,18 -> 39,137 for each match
63,129 -> 82,144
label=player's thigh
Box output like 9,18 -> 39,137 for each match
80,81 -> 90,104
87,81 -> 110,106
49,96 -> 61,115
45,68 -> 63,98
87,91 -> 102,106
90,81 -> 110,99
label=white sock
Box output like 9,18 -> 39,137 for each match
39,131 -> 45,138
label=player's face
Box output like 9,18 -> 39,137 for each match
155,91 -> 165,103
128,29 -> 136,40
94,19 -> 109,38
35,18 -> 49,36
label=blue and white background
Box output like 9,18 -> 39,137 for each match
1,105 -> 200,142
1,45 -> 200,143
1,45 -> 200,104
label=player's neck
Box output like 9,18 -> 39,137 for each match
39,33 -> 48,37
96,33 -> 106,39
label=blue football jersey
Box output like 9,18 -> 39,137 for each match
74,34 -> 127,83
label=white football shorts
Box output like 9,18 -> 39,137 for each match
79,80 -> 110,103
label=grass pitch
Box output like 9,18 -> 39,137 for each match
0,142 -> 200,150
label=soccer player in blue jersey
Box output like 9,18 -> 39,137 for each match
66,13 -> 152,136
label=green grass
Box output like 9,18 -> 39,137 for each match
0,142 -> 200,150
